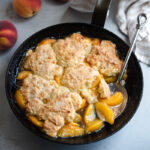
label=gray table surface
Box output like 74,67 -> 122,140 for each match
0,0 -> 150,150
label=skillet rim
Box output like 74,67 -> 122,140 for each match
5,22 -> 143,145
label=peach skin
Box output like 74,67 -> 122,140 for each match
0,20 -> 17,50
13,0 -> 41,18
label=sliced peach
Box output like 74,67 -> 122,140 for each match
90,76 -> 101,89
104,76 -> 117,83
116,53 -> 120,58
104,71 -> 127,83
37,39 -> 56,46
123,70 -> 127,80
17,71 -> 32,80
57,122 -> 84,137
74,113 -> 82,123
101,92 -> 123,106
92,88 -> 99,96
84,104 -> 96,125
92,38 -> 100,46
15,90 -> 26,109
70,122 -> 79,126
54,76 -> 61,86
85,119 -> 104,134
84,37 -> 92,44
95,102 -> 115,125
28,115 -> 43,128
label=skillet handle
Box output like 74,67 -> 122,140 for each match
91,0 -> 112,27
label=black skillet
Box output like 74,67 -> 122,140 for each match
5,0 -> 143,145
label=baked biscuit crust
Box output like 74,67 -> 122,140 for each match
87,40 -> 123,77
16,33 -> 123,137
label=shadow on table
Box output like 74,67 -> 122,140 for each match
45,0 -> 68,6
60,8 -> 92,24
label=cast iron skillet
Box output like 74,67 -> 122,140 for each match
5,0 -> 143,145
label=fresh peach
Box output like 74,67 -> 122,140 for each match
0,20 -> 17,50
13,0 -> 41,18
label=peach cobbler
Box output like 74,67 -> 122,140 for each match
15,33 -> 127,137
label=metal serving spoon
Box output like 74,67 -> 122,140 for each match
109,13 -> 147,117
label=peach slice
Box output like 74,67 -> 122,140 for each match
15,90 -> 26,109
54,76 -> 61,86
85,119 -> 104,134
104,70 -> 127,83
95,102 -> 115,125
17,71 -> 32,80
101,92 -> 123,106
37,39 -> 56,47
28,115 -> 43,128
122,70 -> 127,80
84,104 -> 96,125
84,37 -> 92,44
57,122 -> 84,137
92,38 -> 100,46
90,76 -> 101,89
77,99 -> 87,111
104,76 -> 117,83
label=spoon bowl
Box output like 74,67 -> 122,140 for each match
109,82 -> 127,117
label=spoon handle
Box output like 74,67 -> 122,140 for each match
117,13 -> 147,83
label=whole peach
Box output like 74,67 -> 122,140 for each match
0,20 -> 17,50
13,0 -> 41,18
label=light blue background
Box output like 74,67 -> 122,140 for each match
0,0 -> 150,149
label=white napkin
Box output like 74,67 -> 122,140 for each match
116,0 -> 150,65
69,0 -> 97,13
